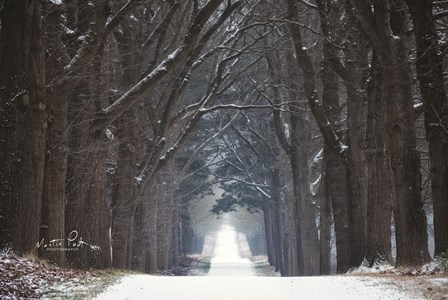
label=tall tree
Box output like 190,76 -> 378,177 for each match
39,1 -> 69,266
268,50 -> 318,275
0,0 -> 47,255
406,0 -> 448,257
365,53 -> 392,265
342,3 -> 371,269
350,0 -> 430,265
316,0 -> 353,272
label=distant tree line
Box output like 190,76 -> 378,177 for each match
0,0 -> 447,276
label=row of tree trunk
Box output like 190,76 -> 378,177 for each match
236,0 -> 447,276
1,0 -> 447,277
0,0 -> 228,272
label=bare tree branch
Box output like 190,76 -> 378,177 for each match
93,0 -> 227,132
198,103 -> 293,114
434,10 -> 448,19
287,0 -> 350,162
175,111 -> 241,184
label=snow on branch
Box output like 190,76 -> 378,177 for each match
434,1 -> 448,6
270,19 -> 344,49
64,0 -> 143,76
414,102 -> 425,119
175,110 -> 241,184
198,103 -> 294,114
288,0 -> 351,163
207,172 -> 270,190
434,10 -> 448,19
93,0 -> 227,132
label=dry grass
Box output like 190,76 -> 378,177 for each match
348,266 -> 448,300
250,256 -> 278,276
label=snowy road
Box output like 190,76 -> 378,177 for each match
207,225 -> 254,276
95,275 -> 424,300
95,225 -> 424,300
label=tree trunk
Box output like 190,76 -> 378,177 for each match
350,0 -> 430,268
65,74 -> 111,269
112,108 -> 138,269
39,3 -> 68,266
287,99 -> 319,276
382,2 -> 430,266
64,0 -> 112,269
88,137 -> 112,268
319,162 -> 332,275
111,20 -> 142,269
284,41 -> 319,275
65,86 -> 92,268
146,184 -> 159,273
170,207 -> 181,269
316,2 -> 340,273
88,50 -> 113,269
406,0 -> 448,257
383,45 -> 430,265
344,14 -> 369,268
325,149 -> 349,272
0,0 -> 46,255
156,168 -> 175,270
163,165 -> 176,270
318,9 -> 351,271
282,159 -> 303,276
296,126 -> 320,275
272,168 -> 285,274
262,197 -> 276,266
268,48 -> 309,276
131,201 -> 145,272
365,53 -> 392,265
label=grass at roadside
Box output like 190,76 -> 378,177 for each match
42,269 -> 138,299
250,256 -> 278,276
43,255 -> 214,299
186,255 -> 212,276
348,257 -> 448,300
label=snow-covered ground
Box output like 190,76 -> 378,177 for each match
95,225 -> 427,300
95,274 -> 426,300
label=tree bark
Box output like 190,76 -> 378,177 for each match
40,3 -> 68,266
365,53 -> 392,265
111,108 -> 138,269
268,52 -> 306,276
344,11 -> 370,269
0,0 -> 47,255
319,160 -> 332,274
271,168 -> 285,274
65,86 -> 91,268
282,154 -> 303,276
290,127 -> 320,275
262,197 -> 276,266
111,18 -> 143,269
406,0 -> 448,257
317,0 -> 352,272
350,0 -> 430,265
146,184 -> 159,273
156,161 -> 176,270
131,201 -> 145,272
